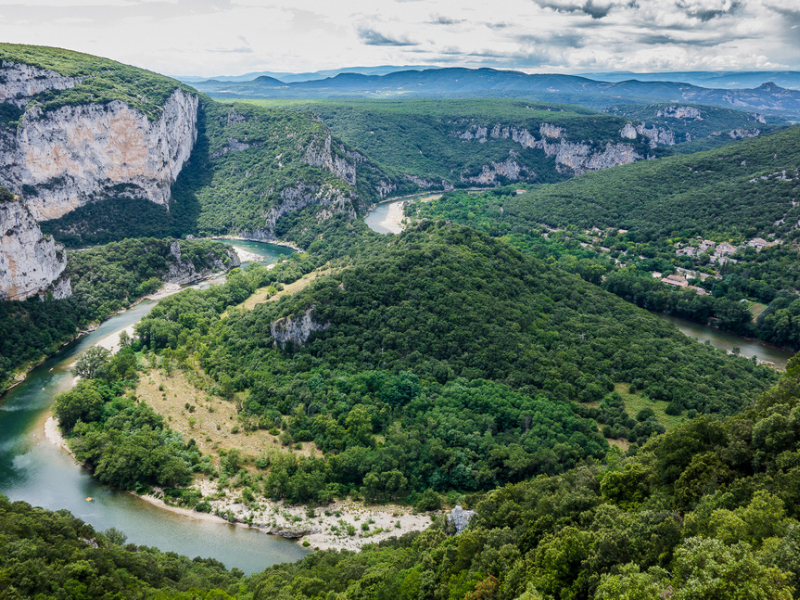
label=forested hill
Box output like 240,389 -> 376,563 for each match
248,99 -> 783,189
134,222 -> 775,496
493,124 -> 800,240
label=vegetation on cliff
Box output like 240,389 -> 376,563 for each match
0,238 -> 234,392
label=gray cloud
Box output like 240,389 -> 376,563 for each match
533,0 -> 619,19
429,15 -> 464,25
676,0 -> 742,21
357,27 -> 418,46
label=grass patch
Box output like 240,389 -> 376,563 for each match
749,302 -> 768,321
614,383 -> 687,431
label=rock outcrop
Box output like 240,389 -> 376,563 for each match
656,106 -> 703,120
270,306 -> 330,349
620,123 -> 675,148
730,128 -> 761,140
164,240 -> 240,285
446,506 -> 476,535
0,66 -> 199,221
0,195 -> 70,300
462,155 -> 529,185
0,61 -> 81,108
248,183 -> 356,241
304,134 -> 357,186
455,123 -> 645,176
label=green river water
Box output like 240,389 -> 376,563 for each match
0,241 -> 307,574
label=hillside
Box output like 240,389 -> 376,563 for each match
0,238 -> 238,392
480,125 -> 800,240
101,221 -> 776,507
189,67 -> 800,117
246,99 -> 777,190
12,231 -> 800,600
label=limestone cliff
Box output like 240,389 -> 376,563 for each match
270,306 -> 330,349
165,240 -> 240,285
304,134 -> 358,186
455,122 -> 646,176
0,85 -> 198,221
0,61 -> 82,107
0,195 -> 70,300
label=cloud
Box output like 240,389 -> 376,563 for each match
207,46 -> 253,53
676,0 -> 741,21
429,14 -> 464,25
357,26 -> 418,46
533,0 -> 621,19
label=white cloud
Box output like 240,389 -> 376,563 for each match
0,0 -> 795,76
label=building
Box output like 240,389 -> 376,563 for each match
662,274 -> 689,288
716,243 -> 737,256
699,240 -> 716,252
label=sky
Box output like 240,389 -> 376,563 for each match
0,0 -> 798,77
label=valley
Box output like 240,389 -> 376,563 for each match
2,40 -> 800,600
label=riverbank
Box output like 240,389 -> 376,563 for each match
211,235 -> 302,253
377,201 -> 405,234
44,411 -> 433,552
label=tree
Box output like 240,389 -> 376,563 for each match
54,380 -> 104,434
74,347 -> 111,380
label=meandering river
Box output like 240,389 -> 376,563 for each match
0,242 -> 308,574
657,313 -> 794,370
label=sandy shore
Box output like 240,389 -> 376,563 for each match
185,479 -> 434,551
378,201 -> 405,234
44,415 -> 71,455
213,236 -> 302,253
44,413 -> 434,551
229,246 -> 263,263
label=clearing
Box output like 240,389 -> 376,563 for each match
615,383 -> 687,431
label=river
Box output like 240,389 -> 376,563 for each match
657,313 -> 794,369
0,243 -> 308,574
213,238 -> 295,264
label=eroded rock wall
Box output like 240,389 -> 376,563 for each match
0,77 -> 198,221
271,306 -> 330,349
0,197 -> 70,300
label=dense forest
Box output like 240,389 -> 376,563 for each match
8,355 -> 800,599
455,125 -> 800,241
53,222 -> 770,506
409,155 -> 800,350
5,43 -> 800,600
0,238 -> 235,392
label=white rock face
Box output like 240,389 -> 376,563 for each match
539,122 -> 564,139
463,156 -> 527,185
0,85 -> 198,221
657,106 -> 703,120
455,123 -> 644,176
246,183 -> 357,241
0,197 -> 70,300
730,128 -> 761,140
304,134 -> 357,186
621,123 -> 675,148
447,506 -> 476,535
164,240 -> 240,285
270,306 -> 330,349
0,61 -> 81,108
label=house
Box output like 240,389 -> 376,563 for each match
652,272 -> 662,279
662,274 -> 689,288
716,243 -> 737,256
515,189 -> 526,195
694,287 -> 709,296
618,229 -> 629,234
677,247 -> 698,257
699,240 -> 716,252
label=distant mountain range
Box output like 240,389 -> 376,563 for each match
184,67 -> 800,117
176,65 -> 439,84
582,71 -> 800,91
